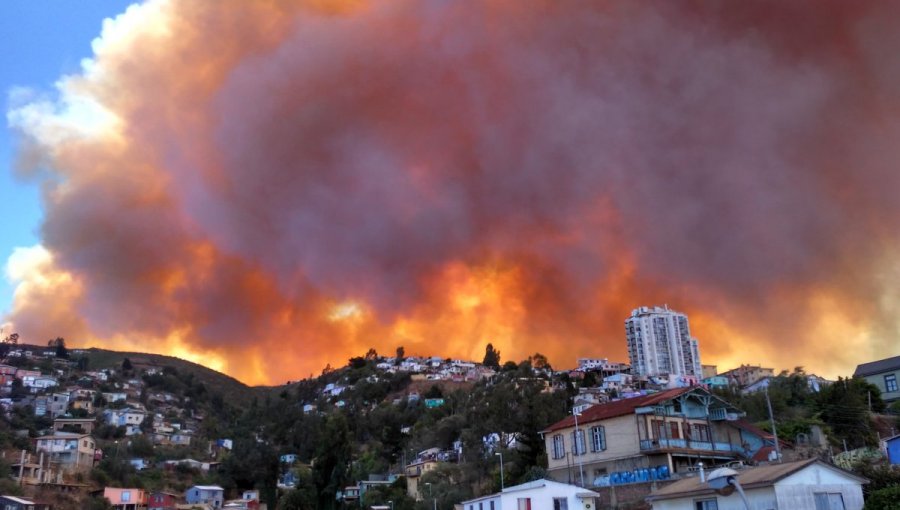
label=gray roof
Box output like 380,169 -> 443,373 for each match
853,355 -> 900,377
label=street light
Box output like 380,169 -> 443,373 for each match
573,409 -> 585,487
706,467 -> 750,510
495,452 -> 504,490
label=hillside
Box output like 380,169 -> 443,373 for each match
79,347 -> 259,405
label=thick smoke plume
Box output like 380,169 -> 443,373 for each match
6,0 -> 900,384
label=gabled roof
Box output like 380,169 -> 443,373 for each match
647,459 -> 867,501
541,387 -> 698,433
854,355 -> 900,377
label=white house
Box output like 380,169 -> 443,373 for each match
104,408 -> 147,427
646,459 -> 866,510
460,479 -> 598,510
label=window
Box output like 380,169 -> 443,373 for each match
552,434 -> 565,459
591,426 -> 606,451
814,492 -> 845,510
490,502 -> 495,510
885,374 -> 898,393
517,498 -> 532,510
694,499 -> 718,510
553,497 -> 569,510
479,503 -> 483,510
691,424 -> 711,442
572,429 -> 586,455
669,421 -> 681,439
122,491 -> 131,502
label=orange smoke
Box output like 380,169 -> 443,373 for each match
7,0 -> 900,385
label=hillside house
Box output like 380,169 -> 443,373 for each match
148,491 -> 179,510
405,449 -> 442,500
853,355 -> 900,403
102,391 -> 127,402
35,432 -> 97,472
719,364 -> 775,387
186,485 -> 225,508
104,408 -> 147,428
646,459 -> 866,510
53,417 -> 96,434
46,392 -> 70,417
28,375 -> 58,392
103,487 -> 147,510
460,479 -> 599,510
541,387 -> 775,485
15,369 -> 40,387
0,495 -> 50,510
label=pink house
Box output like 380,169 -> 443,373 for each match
103,488 -> 147,510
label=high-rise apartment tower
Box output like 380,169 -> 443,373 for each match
625,305 -> 701,377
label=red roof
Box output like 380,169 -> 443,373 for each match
541,387 -> 695,433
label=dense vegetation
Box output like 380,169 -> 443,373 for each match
0,342 -> 897,509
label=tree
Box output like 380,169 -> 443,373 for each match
864,485 -> 900,510
313,413 -> 352,507
817,377 -> 876,448
531,353 -> 551,372
277,469 -> 317,510
48,337 -> 68,359
395,346 -> 405,365
482,343 -> 500,369
122,358 -> 133,371
0,332 -> 18,359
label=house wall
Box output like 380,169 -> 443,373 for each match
775,466 -> 865,510
887,438 -> 900,465
546,415 -> 640,475
859,369 -> 900,403
651,487 -> 776,510
498,483 -> 594,510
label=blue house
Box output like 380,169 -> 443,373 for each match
886,434 -> 900,465
185,485 -> 224,508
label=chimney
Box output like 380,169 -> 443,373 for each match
698,462 -> 705,483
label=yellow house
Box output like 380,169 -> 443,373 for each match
541,387 -> 751,485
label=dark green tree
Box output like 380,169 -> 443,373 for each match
395,346 -> 405,365
863,486 -> 900,510
49,337 -> 68,359
313,413 -> 352,508
122,358 -> 133,371
277,469 -> 317,510
482,343 -> 500,369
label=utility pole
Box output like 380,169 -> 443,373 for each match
764,386 -> 781,462
868,391 -> 872,412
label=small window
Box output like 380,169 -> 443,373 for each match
885,374 -> 898,393
517,498 -> 532,510
695,499 -> 718,510
553,497 -> 569,510
122,491 -> 131,502
552,434 -> 566,459
572,429 -> 586,455
591,426 -> 606,451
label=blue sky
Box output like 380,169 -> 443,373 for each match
0,1 -> 135,314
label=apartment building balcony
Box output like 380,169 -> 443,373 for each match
639,438 -> 741,456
